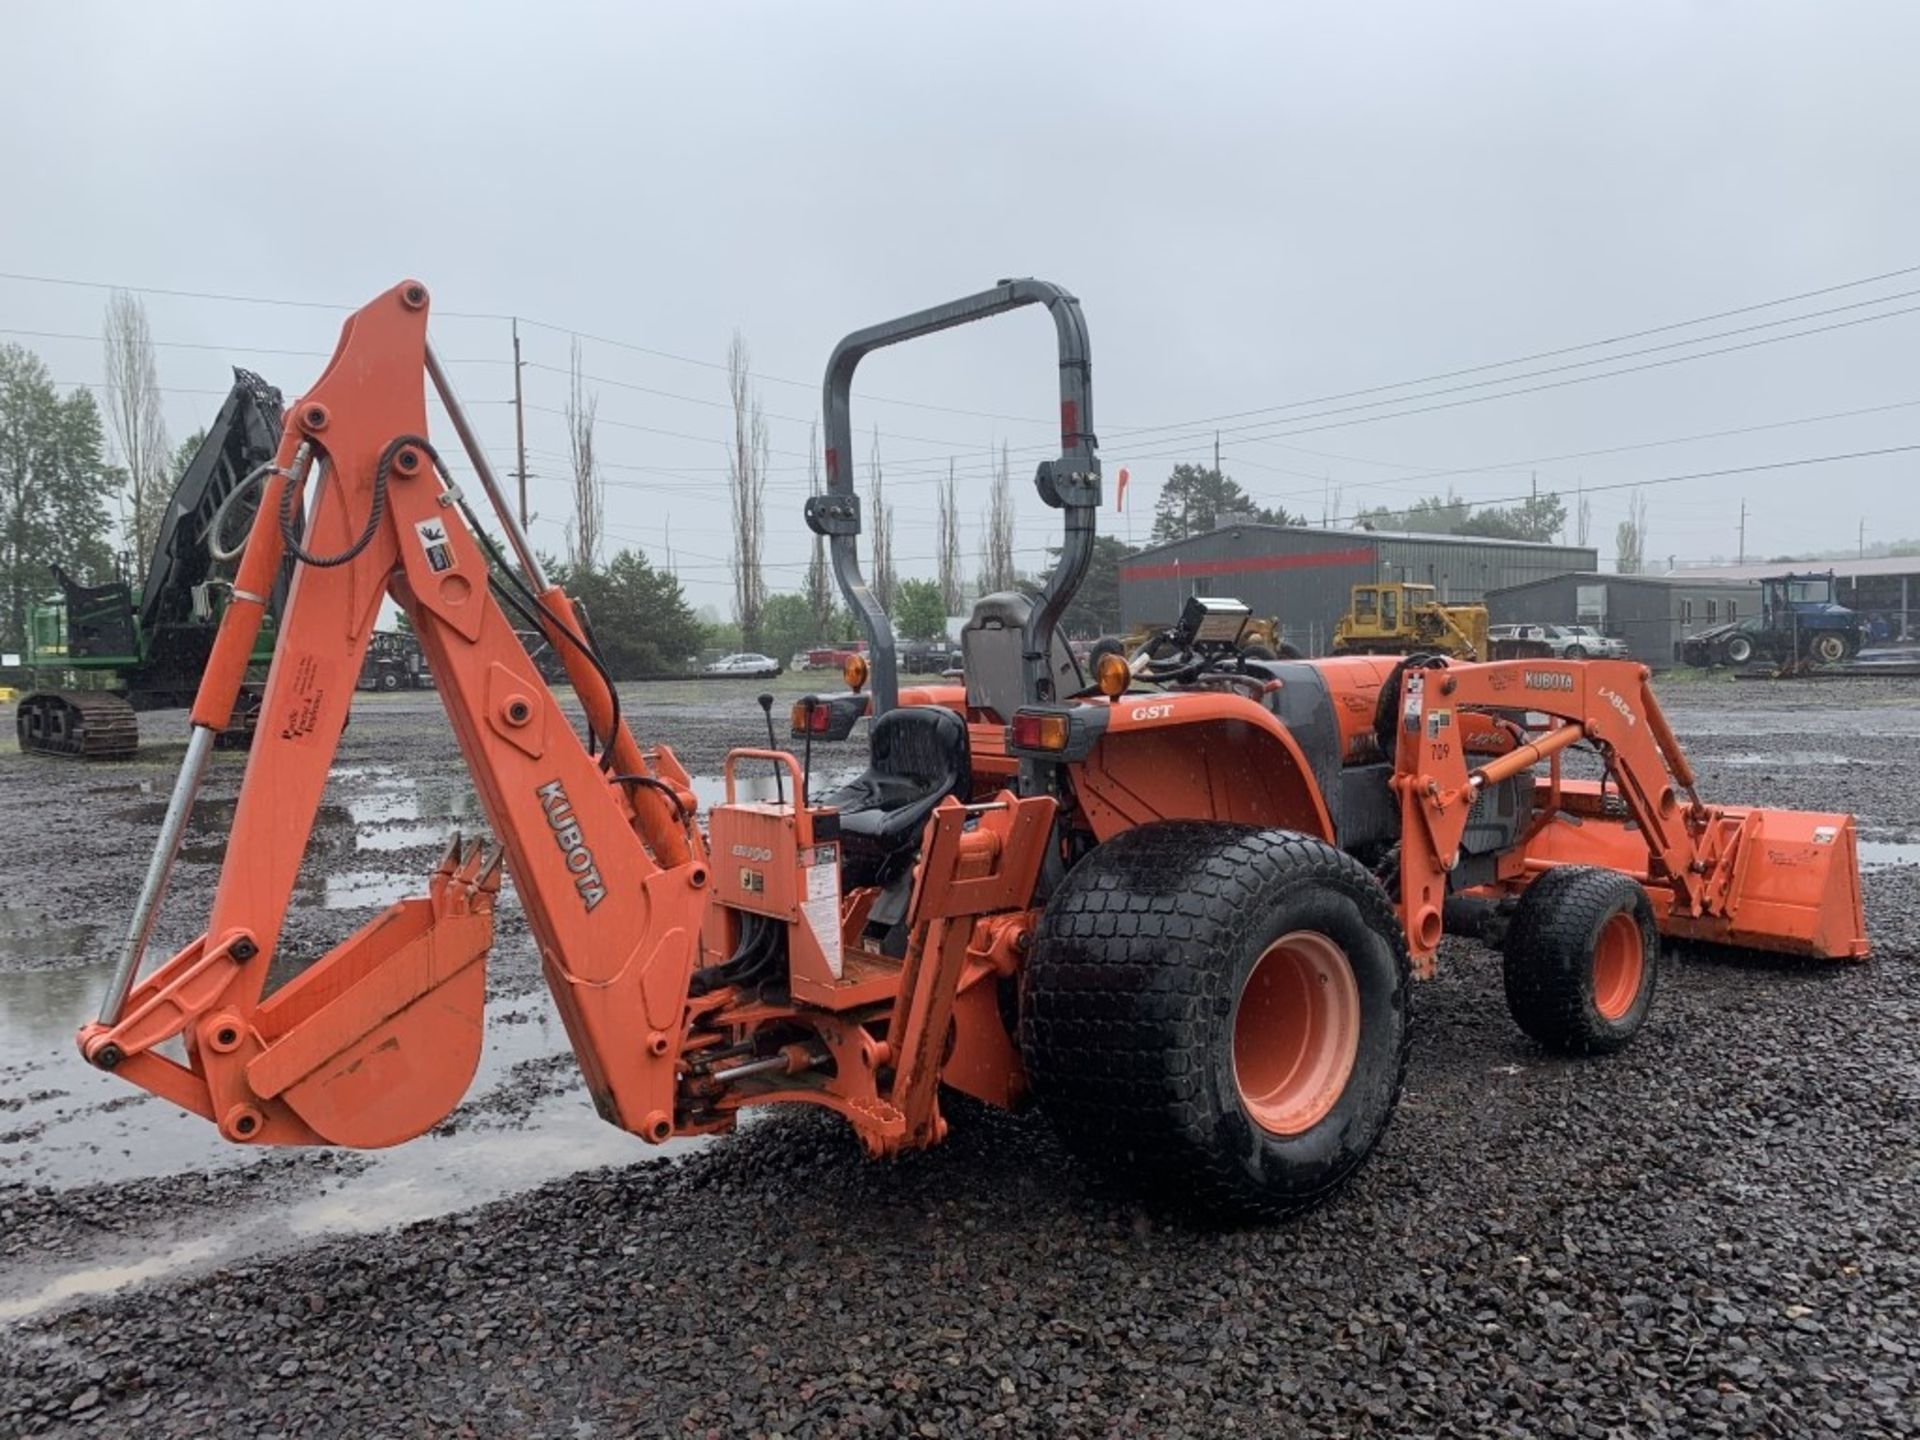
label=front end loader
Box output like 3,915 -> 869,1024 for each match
77,280 -> 1868,1223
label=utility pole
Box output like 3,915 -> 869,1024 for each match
1213,430 -> 1221,477
1860,517 -> 1866,559
511,317 -> 529,527
1738,499 -> 1746,565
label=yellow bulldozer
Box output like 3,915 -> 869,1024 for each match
1332,582 -> 1487,660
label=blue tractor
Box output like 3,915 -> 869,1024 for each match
1682,570 -> 1863,668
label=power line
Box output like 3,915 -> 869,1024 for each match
1108,261 -> 1920,438
1235,395 -> 1920,510
1291,443 -> 1920,531
16,258 -> 1920,461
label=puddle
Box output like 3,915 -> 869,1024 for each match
356,820 -> 463,853
1701,751 -> 1863,769
1858,840 -> 1920,871
0,914 -> 97,964
0,1239 -> 224,1323
0,960 -> 707,1320
125,799 -> 356,865
303,870 -> 418,910
686,766 -> 865,813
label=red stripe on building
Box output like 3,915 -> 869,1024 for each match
1121,544 -> 1375,584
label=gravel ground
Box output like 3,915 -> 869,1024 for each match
3,676 -> 1918,1437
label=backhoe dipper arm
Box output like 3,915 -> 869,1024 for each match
807,279 -> 1099,717
79,282 -> 711,1149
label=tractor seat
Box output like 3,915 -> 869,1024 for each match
819,705 -> 971,889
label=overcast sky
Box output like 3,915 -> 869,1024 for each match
4,1 -> 1916,614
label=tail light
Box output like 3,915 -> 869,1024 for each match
791,701 -> 832,734
1009,710 -> 1071,752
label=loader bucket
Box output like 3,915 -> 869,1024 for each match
1522,796 -> 1868,961
1680,805 -> 1871,960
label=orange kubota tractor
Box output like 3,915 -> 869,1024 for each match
78,280 -> 1869,1222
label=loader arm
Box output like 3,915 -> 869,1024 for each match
78,281 -> 712,1147
1391,658 -> 1866,973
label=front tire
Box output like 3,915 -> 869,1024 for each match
1723,635 -> 1755,665
1808,632 -> 1847,665
1564,644 -> 1587,660
1023,823 -> 1411,1223
1503,866 -> 1658,1055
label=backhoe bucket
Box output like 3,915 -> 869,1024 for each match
79,842 -> 498,1149
246,886 -> 493,1147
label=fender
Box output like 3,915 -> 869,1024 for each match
1068,691 -> 1336,842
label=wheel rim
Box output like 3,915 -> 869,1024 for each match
1591,911 -> 1644,1022
1814,635 -> 1844,662
1232,931 -> 1362,1136
1728,639 -> 1752,663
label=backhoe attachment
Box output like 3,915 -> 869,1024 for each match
79,281 -> 712,1147
78,279 -> 1071,1160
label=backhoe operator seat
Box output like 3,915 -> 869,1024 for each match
962,591 -> 1083,722
820,705 -> 971,889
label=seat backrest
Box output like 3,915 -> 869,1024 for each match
869,705 -> 971,801
961,591 -> 1082,719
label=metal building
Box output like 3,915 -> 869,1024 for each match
1484,572 -> 1762,669
1117,523 -> 1596,654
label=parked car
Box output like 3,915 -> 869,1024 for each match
1488,623 -> 1625,660
705,652 -> 783,679
1558,625 -> 1630,659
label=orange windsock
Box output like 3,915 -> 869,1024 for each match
1115,466 -> 1130,512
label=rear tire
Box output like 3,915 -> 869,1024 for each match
1503,866 -> 1658,1055
1023,823 -> 1411,1223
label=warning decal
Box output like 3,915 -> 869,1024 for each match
802,843 -> 843,979
414,518 -> 455,574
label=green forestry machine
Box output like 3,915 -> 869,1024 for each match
16,371 -> 286,759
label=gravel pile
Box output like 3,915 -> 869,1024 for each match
2,682 -> 1917,1436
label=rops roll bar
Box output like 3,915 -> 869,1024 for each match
805,279 -> 1099,716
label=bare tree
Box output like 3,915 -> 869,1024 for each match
804,419 -> 836,637
1615,488 -> 1648,574
102,291 -> 170,561
564,338 -> 604,574
868,426 -> 895,611
726,330 -> 769,648
980,441 -> 1017,593
936,458 -> 963,614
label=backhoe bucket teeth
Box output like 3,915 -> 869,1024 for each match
243,892 -> 494,1147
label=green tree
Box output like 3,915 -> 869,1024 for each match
1359,489 -> 1565,542
1150,464 -> 1292,544
547,547 -> 700,678
1358,491 -> 1469,534
893,577 -> 949,641
1049,534 -> 1138,637
169,428 -> 208,482
0,345 -> 117,652
759,591 -> 818,665
1456,492 -> 1566,542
